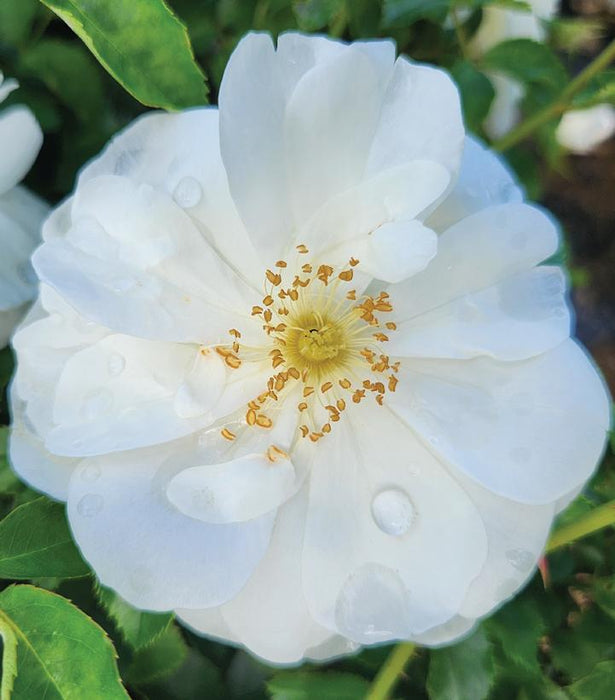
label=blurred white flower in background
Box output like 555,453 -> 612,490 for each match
9,33 -> 611,664
0,73 -> 48,347
556,102 -> 615,153
471,0 -> 615,152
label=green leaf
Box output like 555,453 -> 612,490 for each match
550,608 -> 615,682
267,671 -> 370,699
292,0 -> 346,31
0,427 -> 21,495
426,627 -> 495,700
482,39 -> 567,93
485,597 -> 546,677
450,60 -> 495,132
0,496 -> 90,579
0,584 -> 128,699
141,648 -> 225,700
95,585 -> 173,650
125,624 -> 188,686
567,660 -> 615,700
0,0 -> 40,45
382,0 -> 451,27
590,576 -> 615,622
19,39 -> 105,124
39,0 -> 208,110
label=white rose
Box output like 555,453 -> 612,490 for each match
0,73 -> 48,347
10,33 -> 610,664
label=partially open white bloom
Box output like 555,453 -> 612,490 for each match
10,33 -> 610,664
469,0 -> 558,139
556,103 -> 615,154
471,2 -> 615,152
0,73 -> 47,347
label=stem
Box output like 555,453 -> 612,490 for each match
366,642 -> 416,700
493,37 -> 615,152
547,499 -> 615,553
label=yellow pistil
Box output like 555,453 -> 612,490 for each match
216,246 -> 401,442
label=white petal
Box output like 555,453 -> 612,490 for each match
67,440 -> 275,610
284,45 -> 385,225
176,607 -> 239,647
0,203 -> 41,310
0,106 -> 42,194
457,472 -> 554,619
483,72 -> 524,140
413,616 -> 476,647
389,267 -> 571,360
301,160 -> 450,255
44,335 -> 211,456
392,202 -> 560,321
173,348 -> 226,419
181,489 -> 334,664
34,180 -> 261,345
300,407 -> 487,642
365,57 -> 464,178
556,104 -> 615,155
354,220 -> 438,284
167,451 -> 297,524
0,75 -> 18,103
389,339 -> 610,504
77,109 -> 262,286
219,33 -> 293,259
9,406 -> 79,500
426,135 -> 523,232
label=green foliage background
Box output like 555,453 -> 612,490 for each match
1,0 -> 615,698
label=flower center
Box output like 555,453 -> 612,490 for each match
216,244 -> 401,443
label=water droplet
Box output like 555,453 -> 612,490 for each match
107,353 -> 125,376
506,549 -> 535,572
82,389 -> 113,420
173,177 -> 203,209
81,463 -> 101,483
335,564 -> 411,644
110,276 -> 137,294
371,489 -> 415,536
77,494 -> 104,517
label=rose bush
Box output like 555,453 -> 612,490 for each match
10,32 -> 610,664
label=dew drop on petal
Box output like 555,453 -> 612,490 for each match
110,276 -> 137,294
335,563 -> 411,644
107,352 -> 126,376
81,463 -> 101,483
77,494 -> 104,517
506,549 -> 535,573
173,177 -> 203,209
371,489 -> 416,536
82,389 -> 113,420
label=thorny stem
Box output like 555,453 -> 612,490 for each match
365,643 -> 416,700
366,498 -> 615,698
493,37 -> 615,152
